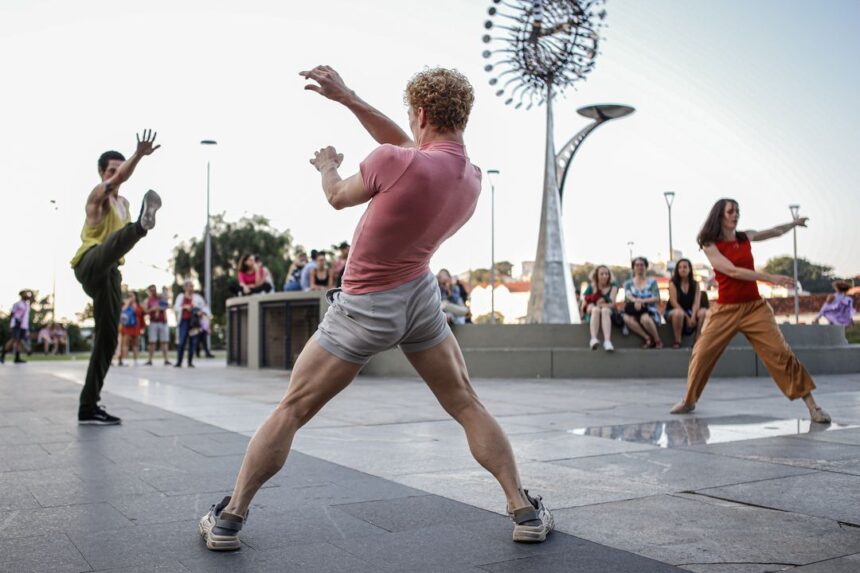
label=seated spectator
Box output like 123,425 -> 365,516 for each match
37,325 -> 53,354
309,252 -> 333,291
815,280 -> 856,326
665,258 -> 709,348
334,242 -> 350,287
230,253 -> 272,296
284,252 -> 308,291
254,255 -> 275,291
300,249 -> 320,291
623,257 -> 663,349
52,323 -> 67,354
438,268 -> 468,325
580,265 -> 620,352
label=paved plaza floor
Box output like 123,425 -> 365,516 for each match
1,357 -> 859,572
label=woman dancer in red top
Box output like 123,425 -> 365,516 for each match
670,198 -> 830,423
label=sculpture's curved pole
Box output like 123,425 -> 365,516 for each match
555,120 -> 606,204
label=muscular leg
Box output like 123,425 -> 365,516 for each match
79,268 -> 122,412
225,339 -> 362,515
404,334 -> 531,512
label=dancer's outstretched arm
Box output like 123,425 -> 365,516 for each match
300,66 -> 415,148
86,130 -> 160,221
309,146 -> 372,210
703,243 -> 795,287
746,216 -> 807,242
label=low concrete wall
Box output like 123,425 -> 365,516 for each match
225,295 -> 859,379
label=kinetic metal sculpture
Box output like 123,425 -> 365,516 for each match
482,0 -> 613,323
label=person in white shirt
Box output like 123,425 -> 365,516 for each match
1,290 -> 33,364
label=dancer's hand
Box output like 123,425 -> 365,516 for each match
310,146 -> 344,172
300,66 -> 353,103
136,130 -> 160,156
770,274 -> 796,288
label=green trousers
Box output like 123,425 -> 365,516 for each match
74,222 -> 145,413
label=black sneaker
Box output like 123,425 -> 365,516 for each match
509,490 -> 554,543
199,496 -> 247,551
78,406 -> 122,426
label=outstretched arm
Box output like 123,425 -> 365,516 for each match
300,66 -> 414,148
86,130 -> 160,220
746,217 -> 807,242
310,146 -> 374,210
703,244 -> 795,287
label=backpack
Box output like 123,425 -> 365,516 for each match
120,306 -> 138,327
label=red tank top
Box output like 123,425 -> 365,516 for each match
714,239 -> 761,304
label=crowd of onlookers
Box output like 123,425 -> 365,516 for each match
0,290 -> 69,364
115,282 -> 214,368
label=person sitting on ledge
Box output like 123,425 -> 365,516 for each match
814,280 -> 855,326
665,258 -> 709,348
580,265 -> 620,352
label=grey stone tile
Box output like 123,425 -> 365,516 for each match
478,544 -> 681,572
0,533 -> 90,573
553,494 -> 860,569
508,430 -> 658,461
28,469 -> 160,507
792,553 -> 860,572
93,562 -> 192,573
69,519 -> 249,570
335,494 -> 497,532
395,460 -> 661,514
551,448 -> 814,492
698,471 -> 860,526
0,502 -> 133,540
0,480 -> 40,511
686,435 -> 860,472
181,541 -> 392,573
251,474 -> 425,507
793,427 -> 860,447
332,518 -> 583,569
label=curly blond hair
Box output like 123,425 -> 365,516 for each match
404,68 -> 474,132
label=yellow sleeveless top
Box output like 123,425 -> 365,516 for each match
70,202 -> 131,268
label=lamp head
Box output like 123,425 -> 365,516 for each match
789,204 -> 800,218
664,191 -> 675,207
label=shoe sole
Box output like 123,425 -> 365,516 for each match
199,516 -> 241,551
140,190 -> 162,230
78,419 -> 121,425
512,510 -> 554,543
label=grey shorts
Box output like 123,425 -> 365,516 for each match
314,270 -> 451,364
147,322 -> 170,343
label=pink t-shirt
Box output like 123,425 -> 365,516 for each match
343,140 -> 481,295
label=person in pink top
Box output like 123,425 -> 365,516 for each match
199,66 -> 553,551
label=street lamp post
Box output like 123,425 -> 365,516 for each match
200,140 -> 217,349
663,191 -> 675,264
487,169 -> 500,324
627,241 -> 634,265
49,199 -> 58,322
789,204 -> 800,324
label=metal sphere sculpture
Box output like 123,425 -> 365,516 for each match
482,0 -> 607,109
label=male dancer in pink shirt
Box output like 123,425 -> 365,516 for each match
200,66 -> 553,550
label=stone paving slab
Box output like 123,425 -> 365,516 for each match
1,366 -> 687,572
697,471 -> 860,526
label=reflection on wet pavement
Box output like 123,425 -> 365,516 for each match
569,415 -> 858,448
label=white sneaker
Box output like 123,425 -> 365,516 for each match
603,340 -> 614,352
589,338 -> 600,350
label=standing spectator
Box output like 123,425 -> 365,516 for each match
580,265 -> 619,352
254,255 -> 275,292
119,292 -> 145,366
438,269 -> 468,325
334,242 -> 350,287
37,324 -> 54,354
1,290 -> 33,364
300,249 -> 319,291
174,280 -> 207,368
815,280 -> 856,326
309,252 -> 333,291
284,252 -> 308,291
195,294 -> 216,359
623,257 -> 663,349
665,258 -> 709,348
144,284 -> 171,366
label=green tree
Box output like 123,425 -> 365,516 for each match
469,261 -> 514,285
762,256 -> 836,293
171,214 -> 293,327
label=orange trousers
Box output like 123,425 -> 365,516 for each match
684,299 -> 815,404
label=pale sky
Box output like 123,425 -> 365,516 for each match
1,0 -> 858,321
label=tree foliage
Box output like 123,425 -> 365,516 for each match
469,261 -> 514,284
762,256 -> 836,293
171,214 -> 292,325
